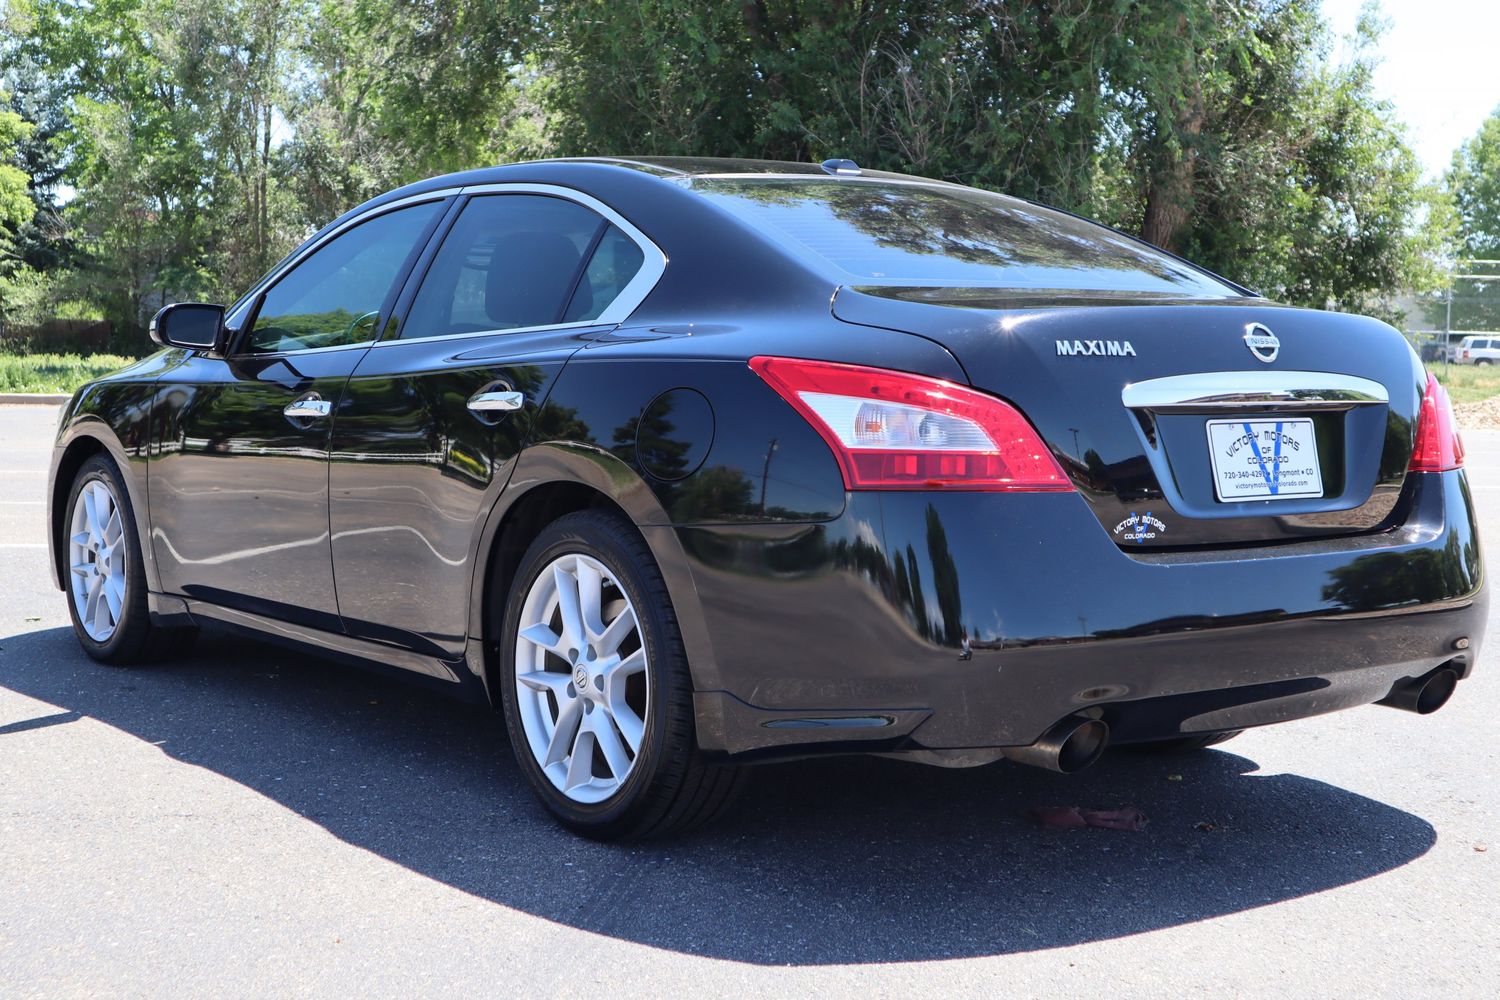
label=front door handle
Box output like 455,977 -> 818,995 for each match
467,389 -> 525,413
284,395 -> 333,419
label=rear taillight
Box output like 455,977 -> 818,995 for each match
749,356 -> 1071,491
1409,372 -> 1464,472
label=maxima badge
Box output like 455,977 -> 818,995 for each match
1244,323 -> 1279,363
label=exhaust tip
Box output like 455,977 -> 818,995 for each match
1413,668 -> 1459,715
1056,719 -> 1110,773
1006,716 -> 1110,773
1378,667 -> 1459,715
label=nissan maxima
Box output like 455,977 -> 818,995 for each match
47,157 -> 1485,839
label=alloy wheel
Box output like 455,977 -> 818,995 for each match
69,479 -> 127,642
513,552 -> 650,804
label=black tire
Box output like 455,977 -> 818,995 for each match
1477,358 -> 1493,366
498,509 -> 743,840
1131,729 -> 1242,754
62,454 -> 197,665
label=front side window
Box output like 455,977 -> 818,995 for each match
248,201 -> 443,353
402,194 -> 613,340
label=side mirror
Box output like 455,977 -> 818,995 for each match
150,302 -> 226,352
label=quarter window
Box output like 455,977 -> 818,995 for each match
563,225 -> 646,323
248,201 -> 442,353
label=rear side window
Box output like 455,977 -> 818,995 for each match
402,194 -> 612,339
248,202 -> 443,353
691,179 -> 1238,296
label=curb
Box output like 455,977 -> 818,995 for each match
0,393 -> 70,405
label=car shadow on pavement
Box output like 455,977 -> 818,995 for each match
1,627 -> 1437,965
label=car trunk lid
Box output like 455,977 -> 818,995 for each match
832,286 -> 1426,549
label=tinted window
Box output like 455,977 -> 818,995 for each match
563,225 -> 646,322
402,195 -> 605,339
249,202 -> 442,353
692,179 -> 1238,296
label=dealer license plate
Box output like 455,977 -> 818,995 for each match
1205,418 -> 1324,502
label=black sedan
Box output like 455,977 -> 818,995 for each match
47,157 -> 1485,839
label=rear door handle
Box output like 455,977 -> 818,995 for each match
284,395 -> 333,419
467,389 -> 525,413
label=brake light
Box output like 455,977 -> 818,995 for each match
1409,372 -> 1464,472
749,356 -> 1071,491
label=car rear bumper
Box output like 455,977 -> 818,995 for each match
659,469 -> 1486,760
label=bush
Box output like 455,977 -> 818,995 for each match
0,352 -> 141,394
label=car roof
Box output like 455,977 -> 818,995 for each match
368,156 -> 955,205
526,156 -> 951,183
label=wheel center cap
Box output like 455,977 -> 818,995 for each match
574,665 -> 589,689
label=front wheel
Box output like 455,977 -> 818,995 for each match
498,510 -> 742,839
63,454 -> 196,664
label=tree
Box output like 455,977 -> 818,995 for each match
0,91 -> 39,326
1448,107 -> 1500,258
532,1 -> 1440,320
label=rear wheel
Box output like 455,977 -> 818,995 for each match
1477,358 -> 1493,366
498,510 -> 742,839
64,454 -> 196,664
1131,730 -> 1242,754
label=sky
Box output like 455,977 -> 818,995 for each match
1320,0 -> 1500,179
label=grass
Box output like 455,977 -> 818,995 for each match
1432,362 -> 1500,405
0,353 -> 142,394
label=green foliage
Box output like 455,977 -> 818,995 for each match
1432,363 -> 1500,406
0,351 -> 138,392
0,0 -> 1462,343
1449,108 -> 1500,257
1434,106 -> 1500,331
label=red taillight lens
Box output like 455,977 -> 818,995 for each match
749,356 -> 1071,491
1409,372 -> 1464,472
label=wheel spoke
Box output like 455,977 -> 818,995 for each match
104,507 -> 124,545
564,727 -> 595,789
591,712 -> 633,780
543,697 -> 583,767
552,563 -> 584,648
597,605 -> 637,656
518,622 -> 563,655
517,669 -> 570,700
103,573 -> 125,619
576,559 -> 605,639
602,650 -> 644,721
610,701 -> 645,753
88,578 -> 110,634
83,487 -> 102,541
71,562 -> 92,578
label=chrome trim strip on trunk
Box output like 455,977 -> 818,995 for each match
1121,371 -> 1389,413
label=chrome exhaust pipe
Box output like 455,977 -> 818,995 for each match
1005,716 -> 1110,774
1377,667 -> 1459,715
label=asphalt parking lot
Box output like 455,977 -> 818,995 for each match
1,402 -> 1496,998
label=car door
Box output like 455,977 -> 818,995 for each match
328,187 -> 659,661
150,198 -> 448,629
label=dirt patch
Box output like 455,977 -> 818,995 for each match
1455,397 -> 1500,431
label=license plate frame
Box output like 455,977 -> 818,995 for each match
1205,418 -> 1324,503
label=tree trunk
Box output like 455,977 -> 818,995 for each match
1141,74 -> 1205,253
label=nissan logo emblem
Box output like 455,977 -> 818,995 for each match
1244,323 -> 1279,363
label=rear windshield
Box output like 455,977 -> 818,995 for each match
691,178 -> 1239,297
